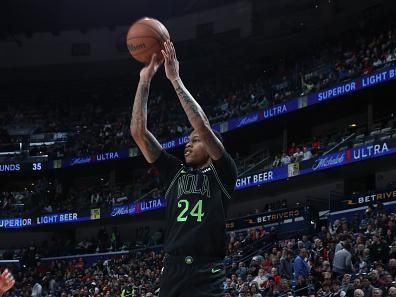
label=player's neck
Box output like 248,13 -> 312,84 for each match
192,159 -> 211,169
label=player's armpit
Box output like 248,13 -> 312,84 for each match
132,130 -> 162,163
197,127 -> 225,161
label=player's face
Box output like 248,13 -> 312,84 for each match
184,131 -> 210,167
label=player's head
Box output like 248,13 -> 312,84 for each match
184,129 -> 223,167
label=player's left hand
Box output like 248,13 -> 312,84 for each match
0,269 -> 15,294
162,40 -> 180,82
139,53 -> 163,83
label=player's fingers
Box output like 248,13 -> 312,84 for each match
167,40 -> 173,59
164,41 -> 170,55
170,42 -> 176,59
163,51 -> 170,65
1,269 -> 8,277
161,50 -> 169,63
170,41 -> 175,60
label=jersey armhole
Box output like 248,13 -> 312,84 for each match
164,166 -> 184,199
209,163 -> 232,200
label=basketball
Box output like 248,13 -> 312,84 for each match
126,17 -> 170,64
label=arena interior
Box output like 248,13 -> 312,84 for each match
1,0 -> 396,296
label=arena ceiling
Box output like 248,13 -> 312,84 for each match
0,0 -> 232,37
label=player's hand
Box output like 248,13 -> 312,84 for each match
139,54 -> 162,82
161,40 -> 180,81
0,269 -> 15,294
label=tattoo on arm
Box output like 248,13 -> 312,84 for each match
173,80 -> 224,159
131,81 -> 162,163
131,81 -> 150,131
174,85 -> 209,128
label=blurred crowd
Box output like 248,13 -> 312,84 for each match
1,23 -> 395,160
4,250 -> 164,297
2,201 -> 396,297
0,174 -> 155,219
221,202 -> 396,297
2,109 -> 395,219
271,114 -> 396,171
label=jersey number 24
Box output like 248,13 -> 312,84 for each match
177,199 -> 204,222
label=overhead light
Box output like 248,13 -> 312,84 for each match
349,124 -> 357,127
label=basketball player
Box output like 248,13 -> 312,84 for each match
130,40 -> 237,296
0,269 -> 15,296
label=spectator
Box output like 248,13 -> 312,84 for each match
250,282 -> 262,297
31,280 -> 42,297
252,269 -> 268,290
292,147 -> 304,162
288,143 -> 297,156
341,274 -> 354,296
272,155 -> 281,168
302,146 -> 313,161
279,250 -> 293,279
333,242 -> 353,277
331,280 -> 346,297
371,288 -> 383,297
281,152 -> 291,166
318,282 -> 332,297
360,275 -> 374,297
312,137 -> 321,154
369,270 -> 385,292
370,235 -> 390,263
354,289 -> 365,297
270,267 -> 281,286
293,248 -> 310,280
236,262 -> 249,281
389,287 -> 396,297
302,235 -> 313,251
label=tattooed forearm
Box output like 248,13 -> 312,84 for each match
131,81 -> 150,132
172,78 -> 224,159
130,80 -> 162,163
175,86 -> 200,117
173,80 -> 210,130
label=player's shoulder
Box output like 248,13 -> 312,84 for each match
211,150 -> 237,171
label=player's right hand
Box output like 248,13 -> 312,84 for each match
139,53 -> 162,82
162,40 -> 180,82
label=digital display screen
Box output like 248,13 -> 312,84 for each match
0,161 -> 47,174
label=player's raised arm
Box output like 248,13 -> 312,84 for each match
130,54 -> 163,164
161,40 -> 225,160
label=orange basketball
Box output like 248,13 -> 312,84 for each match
126,17 -> 170,64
